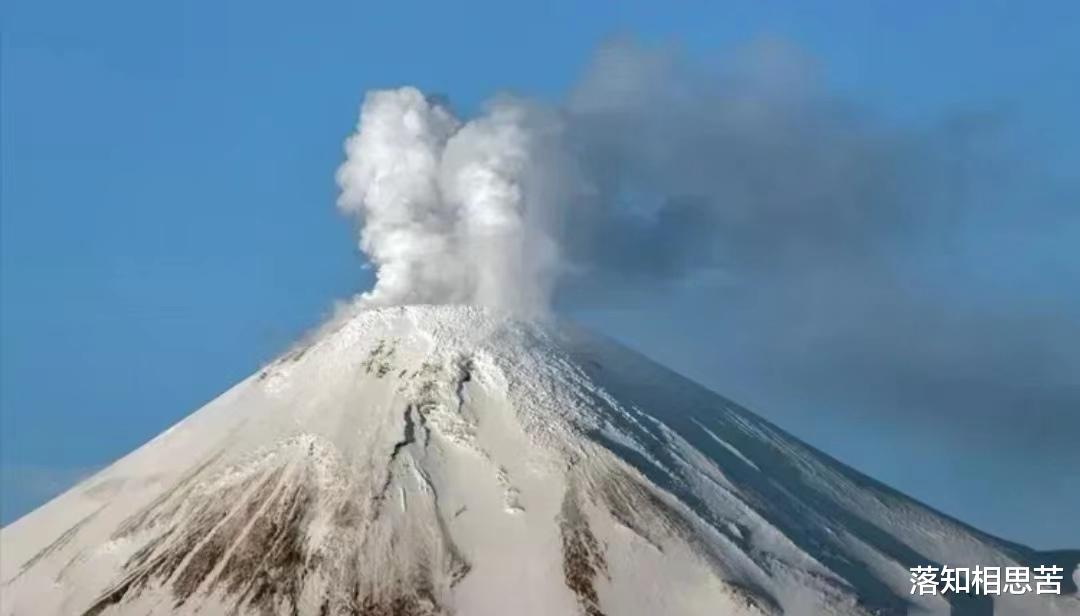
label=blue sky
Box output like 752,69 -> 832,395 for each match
2,1 -> 1077,547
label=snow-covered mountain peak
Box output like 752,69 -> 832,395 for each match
2,305 -> 1076,615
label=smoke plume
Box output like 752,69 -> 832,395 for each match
335,37 -> 1079,478
336,38 -> 978,314
336,88 -> 569,315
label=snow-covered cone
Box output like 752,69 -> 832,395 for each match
2,306 -> 1076,615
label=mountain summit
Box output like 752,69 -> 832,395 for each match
1,306 -> 1076,615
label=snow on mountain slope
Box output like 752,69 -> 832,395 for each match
1,305 -> 1076,615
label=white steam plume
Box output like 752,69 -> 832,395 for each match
336,87 -> 567,315
337,40 -> 1024,316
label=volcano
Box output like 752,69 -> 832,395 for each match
1,305 -> 1076,615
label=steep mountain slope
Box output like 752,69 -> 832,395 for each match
1,305 -> 1076,615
